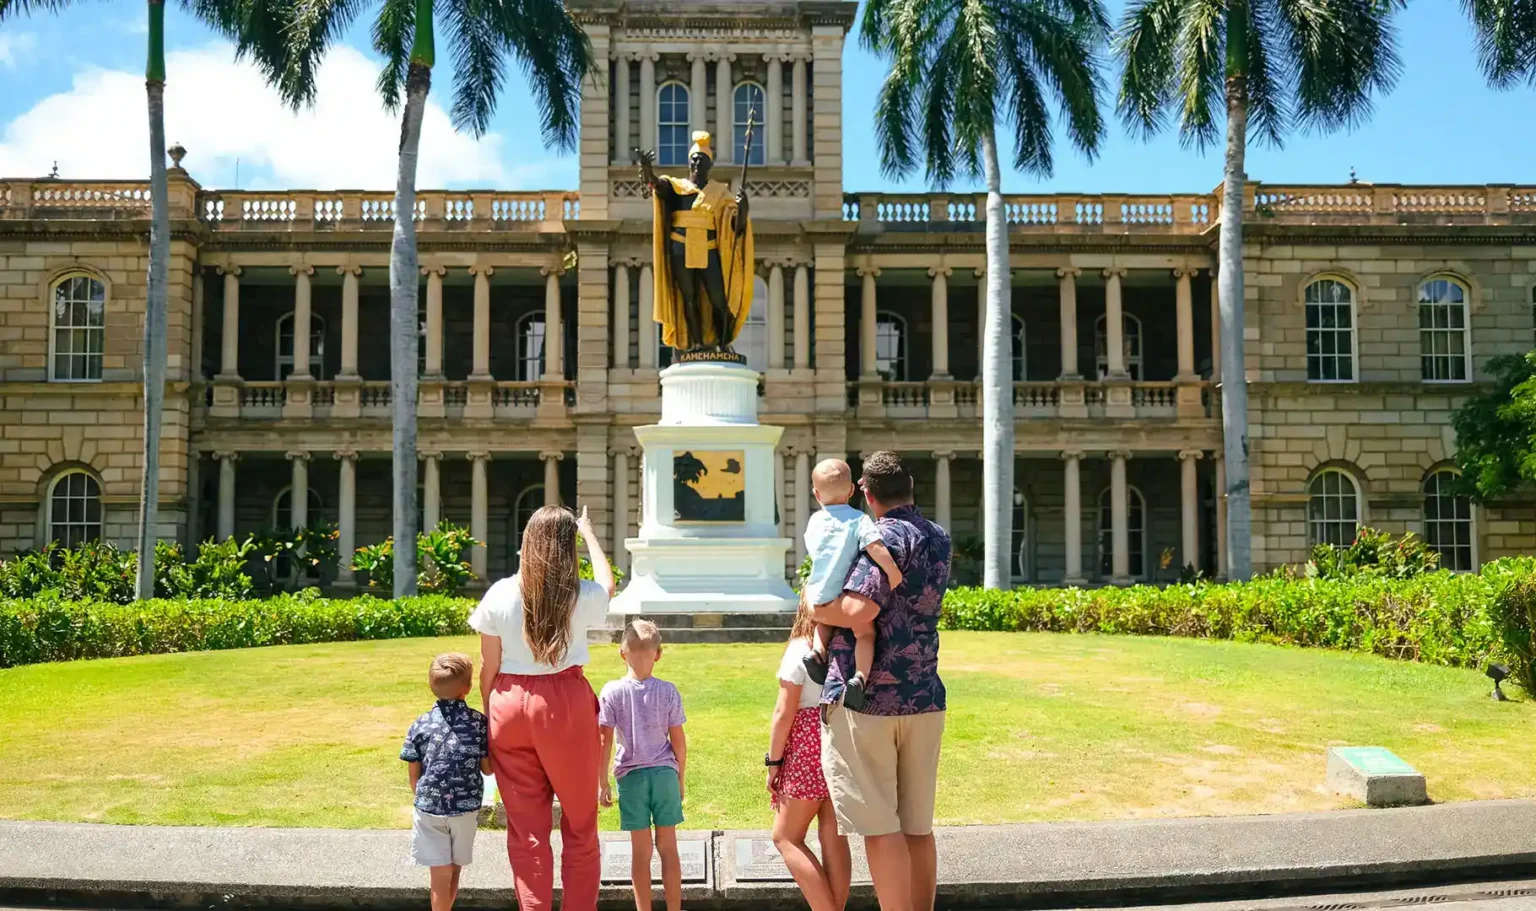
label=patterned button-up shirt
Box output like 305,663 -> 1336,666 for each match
400,700 -> 489,816
823,504 -> 950,716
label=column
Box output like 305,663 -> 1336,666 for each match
1179,450 -> 1202,572
1175,267 -> 1195,379
287,451 -> 310,529
1110,451 -> 1130,583
638,264 -> 657,368
190,270 -> 205,381
1210,270 -> 1221,379
859,266 -> 879,377
289,265 -> 313,379
929,266 -> 951,377
542,452 -> 562,506
335,450 -> 357,586
1104,268 -> 1127,377
792,264 -> 810,369
1215,456 -> 1228,580
424,265 -> 444,376
422,452 -> 442,530
1057,267 -> 1080,377
614,54 -> 631,164
689,53 -> 708,134
612,451 -> 630,572
543,267 -> 563,379
774,450 -> 786,535
715,55 -> 733,165
1061,450 -> 1084,585
767,263 -> 785,369
638,53 -> 656,155
766,55 -> 784,165
339,266 -> 360,378
612,262 -> 631,369
217,267 -> 241,380
791,57 -> 807,165
934,451 -> 953,530
793,449 -> 811,563
469,452 -> 489,582
470,265 -> 492,379
216,452 -> 237,540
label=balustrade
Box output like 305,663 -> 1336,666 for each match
190,190 -> 577,231
359,382 -> 392,410
836,378 -> 1208,421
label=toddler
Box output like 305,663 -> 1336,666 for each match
401,653 -> 491,911
599,621 -> 688,911
800,458 -> 903,710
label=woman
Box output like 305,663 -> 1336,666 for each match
766,598 -> 852,911
472,505 -> 615,911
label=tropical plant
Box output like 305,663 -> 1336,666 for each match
861,0 -> 1109,588
246,0 -> 591,598
1452,352 -> 1536,502
417,522 -> 481,595
249,527 -> 299,593
1116,0 -> 1403,580
352,537 -> 396,593
1462,0 -> 1536,89
1305,527 -> 1440,581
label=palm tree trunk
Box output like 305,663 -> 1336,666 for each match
980,129 -> 1014,589
1218,60 -> 1253,580
390,61 -> 430,599
135,0 -> 170,601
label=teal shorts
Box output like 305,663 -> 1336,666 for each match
616,766 -> 684,832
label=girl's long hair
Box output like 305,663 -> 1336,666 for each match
519,506 -> 581,666
789,588 -> 815,643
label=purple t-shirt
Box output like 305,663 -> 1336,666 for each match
597,676 -> 686,780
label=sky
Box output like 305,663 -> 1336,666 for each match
0,3 -> 1528,194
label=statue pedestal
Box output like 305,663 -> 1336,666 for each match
611,362 -> 796,615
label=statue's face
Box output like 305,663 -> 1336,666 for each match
689,152 -> 712,183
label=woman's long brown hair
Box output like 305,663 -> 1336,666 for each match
789,588 -> 816,643
518,505 -> 580,666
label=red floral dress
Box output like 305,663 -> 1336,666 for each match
772,640 -> 830,808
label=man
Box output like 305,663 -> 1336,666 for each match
810,450 -> 951,911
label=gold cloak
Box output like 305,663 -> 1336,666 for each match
651,175 -> 755,350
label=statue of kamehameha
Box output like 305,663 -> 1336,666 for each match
636,125 -> 755,355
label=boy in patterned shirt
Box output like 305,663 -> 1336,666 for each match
401,653 -> 491,911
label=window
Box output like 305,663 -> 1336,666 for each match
48,471 -> 102,547
1419,278 -> 1470,382
874,312 -> 907,380
1305,279 -> 1355,381
1097,486 -> 1146,578
738,276 -> 769,371
1308,470 -> 1360,547
273,486 -> 324,530
657,82 -> 690,166
1094,313 -> 1143,380
1011,489 -> 1029,582
1011,315 -> 1027,381
275,312 -> 326,380
733,82 -> 766,166
516,313 -> 546,381
513,484 -> 545,569
50,274 -> 106,381
1423,470 -> 1473,571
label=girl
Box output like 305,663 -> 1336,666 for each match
472,505 -> 615,911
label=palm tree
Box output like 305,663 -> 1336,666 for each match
0,1 -> 285,601
250,0 -> 590,596
862,0 -> 1109,589
1117,0 -> 1401,580
1462,0 -> 1536,86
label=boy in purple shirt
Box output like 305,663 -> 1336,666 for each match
599,620 -> 688,911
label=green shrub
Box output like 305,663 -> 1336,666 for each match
156,538 -> 256,600
1305,527 -> 1441,580
1488,575 -> 1536,694
353,523 -> 489,596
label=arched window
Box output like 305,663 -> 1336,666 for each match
50,274 -> 106,381
275,312 -> 326,380
48,470 -> 102,547
1419,277 -> 1470,382
733,82 -> 766,166
1011,315 -> 1027,381
273,486 -> 324,530
1097,486 -> 1146,578
874,312 -> 907,380
516,313 -> 546,382
657,82 -> 690,166
738,276 -> 769,370
1308,469 -> 1360,547
1094,313 -> 1143,380
1305,278 -> 1356,382
1423,470 -> 1473,571
1011,489 -> 1029,582
513,484 -> 545,569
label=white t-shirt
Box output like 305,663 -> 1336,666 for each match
468,575 -> 610,675
776,638 -> 823,710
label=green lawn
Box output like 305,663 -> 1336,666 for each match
1,632 -> 1532,830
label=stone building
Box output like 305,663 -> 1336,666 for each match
1,0 -> 1532,587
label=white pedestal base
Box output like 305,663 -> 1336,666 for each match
611,538 -> 797,614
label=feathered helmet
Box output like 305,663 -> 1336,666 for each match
688,131 -> 713,161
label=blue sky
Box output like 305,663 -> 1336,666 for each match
0,2 -> 1527,193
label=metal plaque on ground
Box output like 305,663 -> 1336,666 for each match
600,838 -> 709,884
734,836 -> 801,882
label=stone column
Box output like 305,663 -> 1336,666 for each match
934,450 -> 954,530
614,54 -> 631,164
1210,270 -> 1221,379
424,265 -> 445,377
335,450 -> 356,586
1057,267 -> 1081,377
1110,450 -> 1131,583
1215,456 -> 1228,580
766,55 -> 784,165
929,266 -> 951,377
612,262 -> 631,369
469,452 -> 490,582
1104,267 -> 1128,377
339,266 -> 360,379
638,52 -> 656,155
859,266 -> 879,377
1179,449 -> 1202,573
287,451 -> 310,529
767,262 -> 786,369
217,267 -> 241,380
543,267 -> 563,379
1061,449 -> 1084,585
216,452 -> 237,540
289,265 -> 314,380
689,53 -> 708,134
190,270 -> 205,382
715,55 -> 734,164
612,450 -> 630,572
791,57 -> 808,166
1174,267 -> 1195,379
793,449 -> 811,563
792,264 -> 810,369
470,265 -> 493,379
542,452 -> 562,506
422,452 -> 442,531
638,264 -> 657,368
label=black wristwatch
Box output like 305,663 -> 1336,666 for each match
765,754 -> 784,767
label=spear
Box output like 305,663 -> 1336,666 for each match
739,106 -> 757,196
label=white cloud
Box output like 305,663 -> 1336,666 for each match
0,43 -> 531,189
0,31 -> 37,68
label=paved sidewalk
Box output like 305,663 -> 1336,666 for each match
3,800 -> 1535,909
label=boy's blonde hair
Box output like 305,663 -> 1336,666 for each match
620,619 -> 663,652
429,652 -> 474,699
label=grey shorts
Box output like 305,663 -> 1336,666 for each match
411,808 -> 478,867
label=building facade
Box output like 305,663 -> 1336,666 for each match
2,0 -> 1532,587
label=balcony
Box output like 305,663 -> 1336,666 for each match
847,379 -> 1213,422
206,378 -> 568,422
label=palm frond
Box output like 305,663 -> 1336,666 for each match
1114,0 -> 1182,138
0,0 -> 78,22
184,0 -> 294,90
443,0 -> 505,135
864,0 -> 938,179
1275,0 -> 1401,133
489,0 -> 590,149
945,0 -> 1001,177
1462,0 -> 1536,88
920,36 -> 961,184
999,0 -> 1107,167
1241,0 -> 1287,146
1170,0 -> 1223,150
373,0 -> 415,110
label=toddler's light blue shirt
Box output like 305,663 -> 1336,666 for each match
802,503 -> 882,607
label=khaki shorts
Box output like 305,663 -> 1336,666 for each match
411,808 -> 478,867
821,705 -> 945,837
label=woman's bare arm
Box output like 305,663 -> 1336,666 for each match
479,634 -> 502,714
577,506 -> 616,598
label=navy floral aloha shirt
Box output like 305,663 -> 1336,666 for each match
400,699 -> 489,816
823,504 -> 951,716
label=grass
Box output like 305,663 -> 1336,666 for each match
1,632 -> 1532,830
